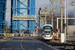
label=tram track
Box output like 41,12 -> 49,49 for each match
37,37 -> 75,50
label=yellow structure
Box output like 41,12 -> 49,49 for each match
4,34 -> 14,37
20,33 -> 22,36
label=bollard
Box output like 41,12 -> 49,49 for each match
61,33 -> 65,43
57,32 -> 58,38
30,34 -> 32,36
12,34 -> 14,37
27,34 -> 29,36
4,34 -> 6,36
66,34 -> 69,38
20,33 -> 22,36
23,34 -> 25,36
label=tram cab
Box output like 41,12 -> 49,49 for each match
42,24 -> 53,40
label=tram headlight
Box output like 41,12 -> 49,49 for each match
50,35 -> 51,37
44,35 -> 46,37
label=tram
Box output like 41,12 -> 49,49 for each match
38,24 -> 53,40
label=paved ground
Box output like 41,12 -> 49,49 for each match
0,36 -> 59,50
54,36 -> 75,41
66,38 -> 75,41
0,36 -> 3,40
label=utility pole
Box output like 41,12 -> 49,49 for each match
61,0 -> 65,43
61,0 -> 64,33
52,7 -> 53,27
65,0 -> 67,43
45,14 -> 46,24
50,0 -> 54,27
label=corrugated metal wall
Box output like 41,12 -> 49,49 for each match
67,26 -> 75,36
0,0 -> 7,33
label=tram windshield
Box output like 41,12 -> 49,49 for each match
43,26 -> 53,35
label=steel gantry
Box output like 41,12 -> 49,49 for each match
39,0 -> 61,28
0,0 -> 7,33
12,0 -> 36,34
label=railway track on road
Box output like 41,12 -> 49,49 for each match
37,37 -> 75,50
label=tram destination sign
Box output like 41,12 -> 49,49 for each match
45,27 -> 50,28
13,15 -> 36,20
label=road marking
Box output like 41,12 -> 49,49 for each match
2,48 -> 22,49
36,39 -> 59,50
2,47 -> 12,49
42,42 -> 59,50
0,39 -> 8,43
20,37 -> 25,50
37,48 -> 42,50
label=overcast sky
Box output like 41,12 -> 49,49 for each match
6,0 -> 75,25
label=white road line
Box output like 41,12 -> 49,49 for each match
2,48 -> 22,49
0,39 -> 8,43
20,37 -> 25,50
36,39 -> 59,50
37,48 -> 42,50
2,47 -> 12,49
42,42 -> 59,50
0,41 -> 6,43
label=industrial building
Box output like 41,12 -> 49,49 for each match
0,0 -> 7,33
12,0 -> 36,34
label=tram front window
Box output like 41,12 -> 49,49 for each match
44,28 -> 52,35
45,31 -> 50,33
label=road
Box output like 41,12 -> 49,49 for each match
0,36 -> 59,50
0,36 -> 3,40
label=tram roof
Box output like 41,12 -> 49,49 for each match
38,24 -> 53,30
43,24 -> 52,27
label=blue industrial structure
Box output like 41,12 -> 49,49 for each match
12,0 -> 35,34
0,0 -> 7,33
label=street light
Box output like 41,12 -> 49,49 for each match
64,0 -> 67,43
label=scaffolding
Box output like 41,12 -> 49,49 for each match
0,0 -> 7,33
12,0 -> 36,34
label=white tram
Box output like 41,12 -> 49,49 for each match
38,24 -> 53,40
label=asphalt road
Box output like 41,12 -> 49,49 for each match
0,36 -> 59,50
0,36 -> 3,40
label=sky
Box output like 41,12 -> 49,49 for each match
6,0 -> 75,26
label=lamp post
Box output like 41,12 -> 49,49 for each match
64,0 -> 67,43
